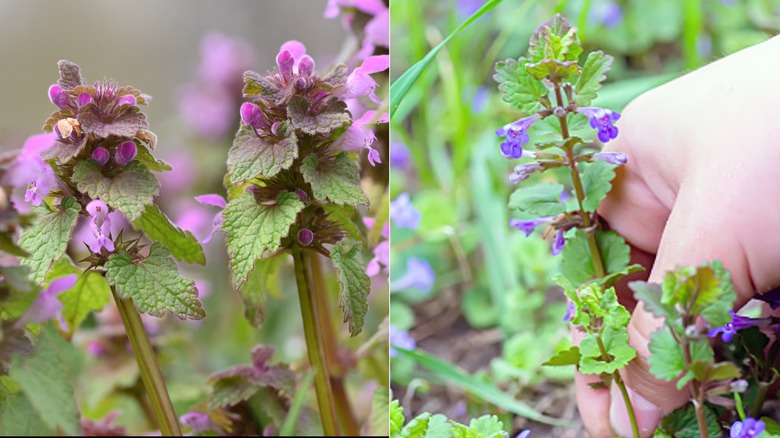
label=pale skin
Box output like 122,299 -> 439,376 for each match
576,35 -> 780,437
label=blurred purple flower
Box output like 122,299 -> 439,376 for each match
516,431 -> 531,438
552,229 -> 566,256
15,275 -> 77,329
178,82 -> 236,141
392,258 -> 435,294
457,0 -> 485,18
729,418 -> 765,438
578,107 -> 620,143
3,134 -> 58,207
364,217 -> 389,277
757,287 -> 780,310
324,0 -> 386,18
338,55 -> 390,103
390,193 -> 421,230
509,217 -> 553,237
496,114 -> 540,159
593,152 -> 627,166
563,301 -> 575,322
331,110 -> 388,166
697,34 -> 713,58
86,199 -> 115,253
194,194 -> 226,244
389,323 -> 416,357
157,152 -> 196,195
81,411 -> 127,436
198,32 -> 255,87
390,141 -> 411,171
509,162 -> 543,184
472,86 -> 489,114
707,310 -> 770,343
180,411 -> 219,435
590,1 -> 622,28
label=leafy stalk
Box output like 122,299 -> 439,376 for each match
112,287 -> 181,436
292,247 -> 340,436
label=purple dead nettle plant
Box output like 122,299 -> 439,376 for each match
6,60 -> 209,436
195,39 -> 387,435
496,16 -> 779,437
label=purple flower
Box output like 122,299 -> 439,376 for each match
496,114 -> 540,159
324,0 -> 387,18
472,86 -> 489,114
77,92 -> 93,107
114,141 -> 137,166
91,147 -> 110,166
757,287 -> 780,310
389,324 -> 416,357
180,411 -> 219,435
590,1 -> 622,28
240,102 -> 266,129
509,217 -> 553,237
578,107 -> 620,143
730,418 -> 765,438
593,152 -> 627,166
297,228 -> 314,246
86,199 -> 115,253
509,162 -> 543,184
194,194 -> 226,244
563,301 -> 575,322
551,229 -> 566,256
197,32 -> 255,87
707,311 -> 770,343
366,241 -> 389,277
338,55 -> 390,103
117,94 -> 136,106
457,0 -> 485,18
15,275 -> 77,329
516,431 -> 531,438
178,83 -> 235,140
390,193 -> 421,230
278,40 -> 307,77
331,110 -> 388,166
48,84 -> 70,109
390,141 -> 411,171
392,258 -> 435,294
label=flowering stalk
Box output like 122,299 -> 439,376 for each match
113,288 -> 182,436
292,247 -> 340,436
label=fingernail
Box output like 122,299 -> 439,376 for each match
609,384 -> 662,437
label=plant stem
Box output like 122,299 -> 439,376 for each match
293,247 -> 340,436
681,340 -> 709,438
309,252 -> 359,435
112,288 -> 181,436
597,336 -> 640,438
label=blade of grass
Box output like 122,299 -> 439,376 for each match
395,347 -> 573,427
279,370 -> 316,436
390,0 -> 504,120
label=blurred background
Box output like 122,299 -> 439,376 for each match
0,0 -> 389,434
389,0 -> 780,436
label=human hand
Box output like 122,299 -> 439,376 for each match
576,35 -> 780,437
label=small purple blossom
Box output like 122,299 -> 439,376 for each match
331,110 -> 388,166
194,194 -> 226,244
593,152 -> 627,166
297,228 -> 314,246
77,92 -> 93,107
391,258 -> 435,293
472,86 -> 489,114
365,217 -> 390,277
91,147 -> 110,166
240,102 -> 266,129
15,275 -> 77,329
115,141 -> 137,166
563,301 -> 575,322
338,55 -> 390,103
390,141 -> 411,171
390,192 -> 421,230
729,418 -> 765,438
48,84 -> 70,109
3,135 -> 58,208
590,1 -> 622,28
86,199 -> 115,253
551,229 -> 566,256
295,188 -> 308,203
496,114 -> 540,159
389,324 -> 416,357
707,310 -> 770,343
509,216 -> 554,237
117,94 -> 136,106
756,287 -> 780,310
516,431 -> 531,438
578,107 -> 620,143
509,162 -> 543,184
180,411 -> 219,435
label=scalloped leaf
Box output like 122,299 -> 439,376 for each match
132,204 -> 205,265
73,160 -> 159,222
330,240 -> 371,336
301,153 -> 368,206
493,57 -> 548,117
19,197 -> 81,284
287,96 -> 351,135
574,51 -> 613,106
228,125 -> 298,183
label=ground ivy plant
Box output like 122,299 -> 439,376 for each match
3,61 -> 207,436
495,16 -> 780,438
205,41 -> 388,435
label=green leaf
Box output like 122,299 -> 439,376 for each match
598,230 -> 631,276
10,325 -> 81,435
574,51 -> 613,106
658,404 -> 722,438
630,281 -> 675,321
364,387 -> 390,437
390,400 -> 405,438
508,182 -> 566,216
73,160 -> 159,222
580,160 -> 616,212
524,58 -> 579,80
543,345 -> 581,367
393,348 -> 572,426
702,261 -> 737,327
0,265 -> 34,293
19,197 -> 81,284
105,242 -> 205,319
300,153 -> 368,206
0,232 -> 29,257
461,416 -> 505,438
579,328 -> 636,375
227,125 -> 298,183
134,143 -> 171,172
493,57 -> 549,116
331,241 -> 371,336
1,393 -> 53,436
132,204 -> 205,265
528,14 -> 583,64
209,376 -> 259,409
223,191 -> 304,289
648,327 -> 685,381
561,229 -> 629,284
287,96 -> 351,135
46,258 -> 110,334
238,255 -> 287,328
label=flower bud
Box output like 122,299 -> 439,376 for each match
684,324 -> 702,338
295,189 -> 308,203
78,92 -> 93,107
118,94 -> 136,106
276,50 -> 294,79
115,141 -> 137,166
240,102 -> 266,129
91,147 -> 110,166
509,162 -> 542,184
553,106 -> 566,118
593,152 -> 628,166
297,228 -> 314,246
298,55 -> 315,76
48,84 -> 69,109
730,379 -> 748,393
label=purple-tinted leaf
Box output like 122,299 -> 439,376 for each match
78,104 -> 149,138
227,125 -> 298,183
39,136 -> 88,164
287,96 -> 351,135
57,60 -> 84,91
